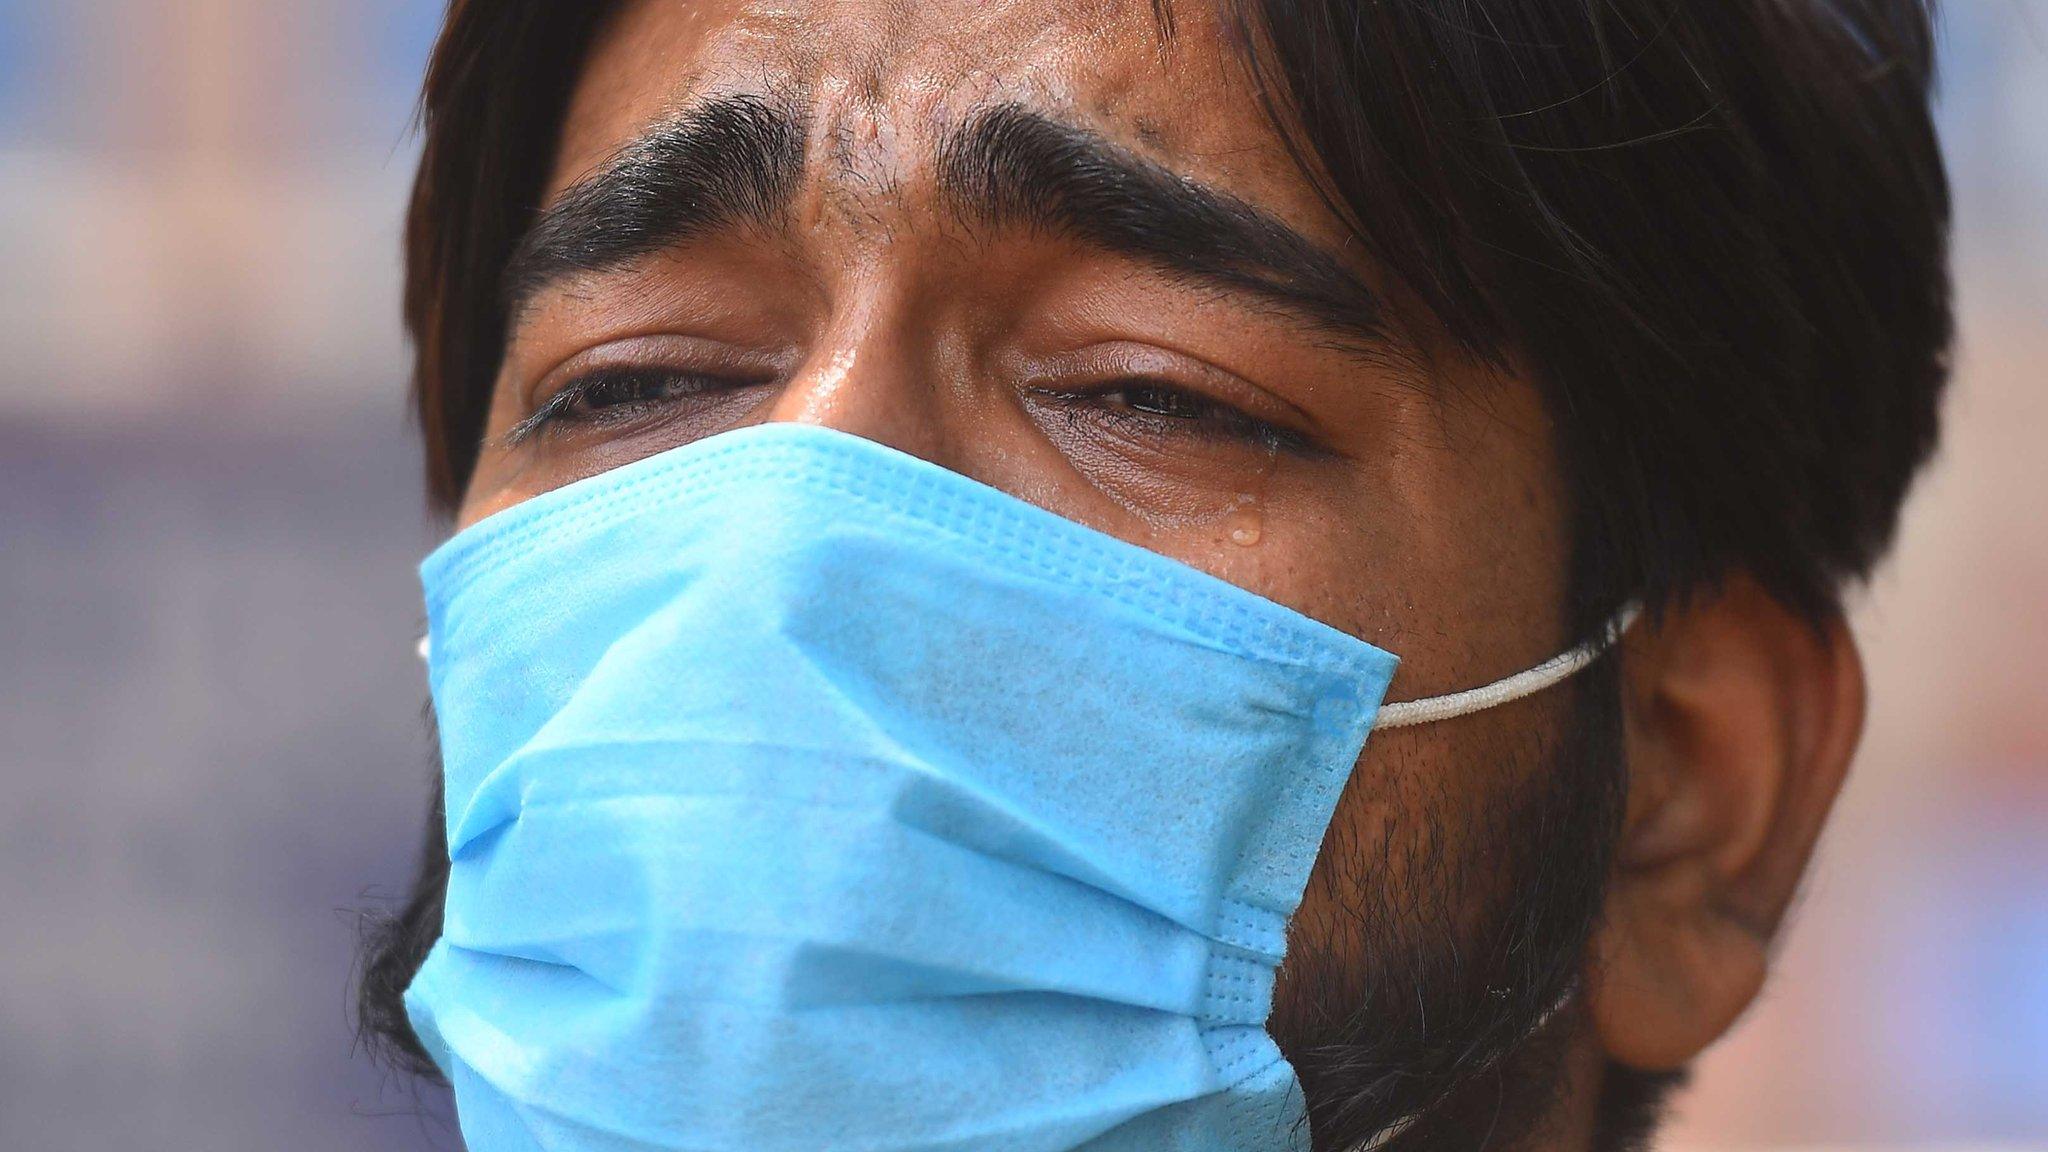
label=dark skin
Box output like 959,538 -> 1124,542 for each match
457,1 -> 1867,1145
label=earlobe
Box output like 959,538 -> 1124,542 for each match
1585,576 -> 1865,1071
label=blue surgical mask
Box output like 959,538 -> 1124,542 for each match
406,422 -> 1625,1152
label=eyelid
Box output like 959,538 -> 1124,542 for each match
511,334 -> 788,424
1037,380 -> 1317,457
523,337 -> 757,403
503,368 -> 663,445
1022,341 -> 1322,436
1040,373 -> 1327,457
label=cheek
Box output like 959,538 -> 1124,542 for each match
457,433 -> 528,530
459,486 -> 526,529
1284,688 -> 1577,983
1133,464 -> 1398,644
1108,380 -> 1570,663
457,389 -> 604,529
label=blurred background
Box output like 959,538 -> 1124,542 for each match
0,2 -> 2040,1149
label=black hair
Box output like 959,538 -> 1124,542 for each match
1225,0 -> 1950,638
360,0 -> 1951,1143
396,5 -> 1951,631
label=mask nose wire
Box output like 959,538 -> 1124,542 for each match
1373,603 -> 1642,729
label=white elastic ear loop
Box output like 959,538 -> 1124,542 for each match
1373,603 -> 1641,729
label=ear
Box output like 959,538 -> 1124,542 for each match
1585,575 -> 1866,1071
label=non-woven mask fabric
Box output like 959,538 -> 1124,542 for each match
404,422 -> 1608,1152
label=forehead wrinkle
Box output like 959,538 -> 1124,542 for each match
800,102 -> 908,243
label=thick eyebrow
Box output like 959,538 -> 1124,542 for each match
501,93 -> 805,316
935,103 -> 1387,347
501,96 -> 1387,352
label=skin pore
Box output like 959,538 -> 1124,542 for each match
451,1 -> 1868,1147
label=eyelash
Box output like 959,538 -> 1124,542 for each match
508,366 -> 1311,454
506,366 -> 761,444
1036,382 -> 1309,454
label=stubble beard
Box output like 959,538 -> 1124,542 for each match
1269,662 -> 1630,1152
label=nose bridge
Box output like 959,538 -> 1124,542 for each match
765,294 -> 958,470
762,76 -> 968,469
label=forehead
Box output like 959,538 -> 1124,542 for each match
549,0 -> 1344,246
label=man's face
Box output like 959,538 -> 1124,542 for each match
460,0 -> 1608,1142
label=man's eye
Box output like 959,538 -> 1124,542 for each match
1048,380 -> 1306,452
509,367 -> 763,443
575,369 -> 697,411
